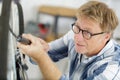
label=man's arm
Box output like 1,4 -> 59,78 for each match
17,34 -> 62,80
48,30 -> 74,62
36,51 -> 62,80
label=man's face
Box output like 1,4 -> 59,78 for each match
74,16 -> 110,57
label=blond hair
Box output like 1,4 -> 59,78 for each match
76,1 -> 119,33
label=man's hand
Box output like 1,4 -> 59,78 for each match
17,34 -> 49,60
17,34 -> 62,80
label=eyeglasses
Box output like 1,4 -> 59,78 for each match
72,23 -> 105,40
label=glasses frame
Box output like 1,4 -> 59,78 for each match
72,23 -> 105,40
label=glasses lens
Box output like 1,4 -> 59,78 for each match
82,31 -> 91,39
72,25 -> 80,34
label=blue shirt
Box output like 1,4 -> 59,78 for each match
48,30 -> 120,80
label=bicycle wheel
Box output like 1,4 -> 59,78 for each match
0,1 -> 28,79
0,0 -> 12,79
8,2 -> 28,80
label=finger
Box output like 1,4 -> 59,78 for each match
39,38 -> 46,44
38,38 -> 50,51
18,48 -> 26,54
17,42 -> 29,54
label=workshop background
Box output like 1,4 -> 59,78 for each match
0,0 -> 119,80
20,0 -> 120,80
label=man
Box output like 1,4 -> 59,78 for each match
18,1 -> 120,80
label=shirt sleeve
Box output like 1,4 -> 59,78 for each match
29,30 -> 74,64
48,30 -> 74,62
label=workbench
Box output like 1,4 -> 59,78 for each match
37,5 -> 77,38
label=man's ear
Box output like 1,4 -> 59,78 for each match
105,33 -> 112,41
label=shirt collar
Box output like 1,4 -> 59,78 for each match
84,39 -> 115,61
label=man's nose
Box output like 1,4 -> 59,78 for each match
75,31 -> 84,40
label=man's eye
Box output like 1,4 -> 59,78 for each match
84,30 -> 89,33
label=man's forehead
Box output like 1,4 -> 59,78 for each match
76,17 -> 101,32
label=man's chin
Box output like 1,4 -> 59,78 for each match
76,49 -> 86,55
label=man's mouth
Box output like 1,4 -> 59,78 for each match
76,43 -> 85,47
